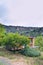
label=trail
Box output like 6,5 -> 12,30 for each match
0,56 -> 35,65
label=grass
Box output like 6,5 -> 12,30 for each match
0,47 -> 16,59
0,47 -> 43,65
34,57 -> 43,65
39,56 -> 43,60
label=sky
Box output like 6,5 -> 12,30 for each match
0,0 -> 43,27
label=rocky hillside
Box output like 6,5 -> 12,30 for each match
0,24 -> 43,37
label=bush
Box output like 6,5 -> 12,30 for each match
4,33 -> 30,50
19,47 -> 41,57
35,36 -> 43,50
0,33 -> 6,46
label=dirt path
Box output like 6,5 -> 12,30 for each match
11,57 -> 34,65
0,56 -> 35,65
11,56 -> 28,65
12,61 -> 27,65
0,57 -> 12,65
0,56 -> 28,65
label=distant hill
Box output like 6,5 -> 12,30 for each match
0,24 -> 43,37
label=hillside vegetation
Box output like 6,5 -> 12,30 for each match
1,24 -> 43,37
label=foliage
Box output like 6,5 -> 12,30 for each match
40,47 -> 43,51
0,33 -> 6,46
35,36 -> 43,50
0,24 -> 6,46
0,24 -> 5,34
3,33 -> 30,50
19,47 -> 41,57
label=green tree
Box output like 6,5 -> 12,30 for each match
0,24 -> 6,46
0,24 -> 5,34
4,33 -> 30,50
35,36 -> 43,49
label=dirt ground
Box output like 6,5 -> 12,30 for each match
0,55 -> 35,65
0,53 -> 43,65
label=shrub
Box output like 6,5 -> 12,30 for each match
19,47 -> 41,57
13,33 -> 30,47
0,33 -> 6,46
35,36 -> 43,50
4,33 -> 30,50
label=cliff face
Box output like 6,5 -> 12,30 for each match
0,24 -> 43,37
